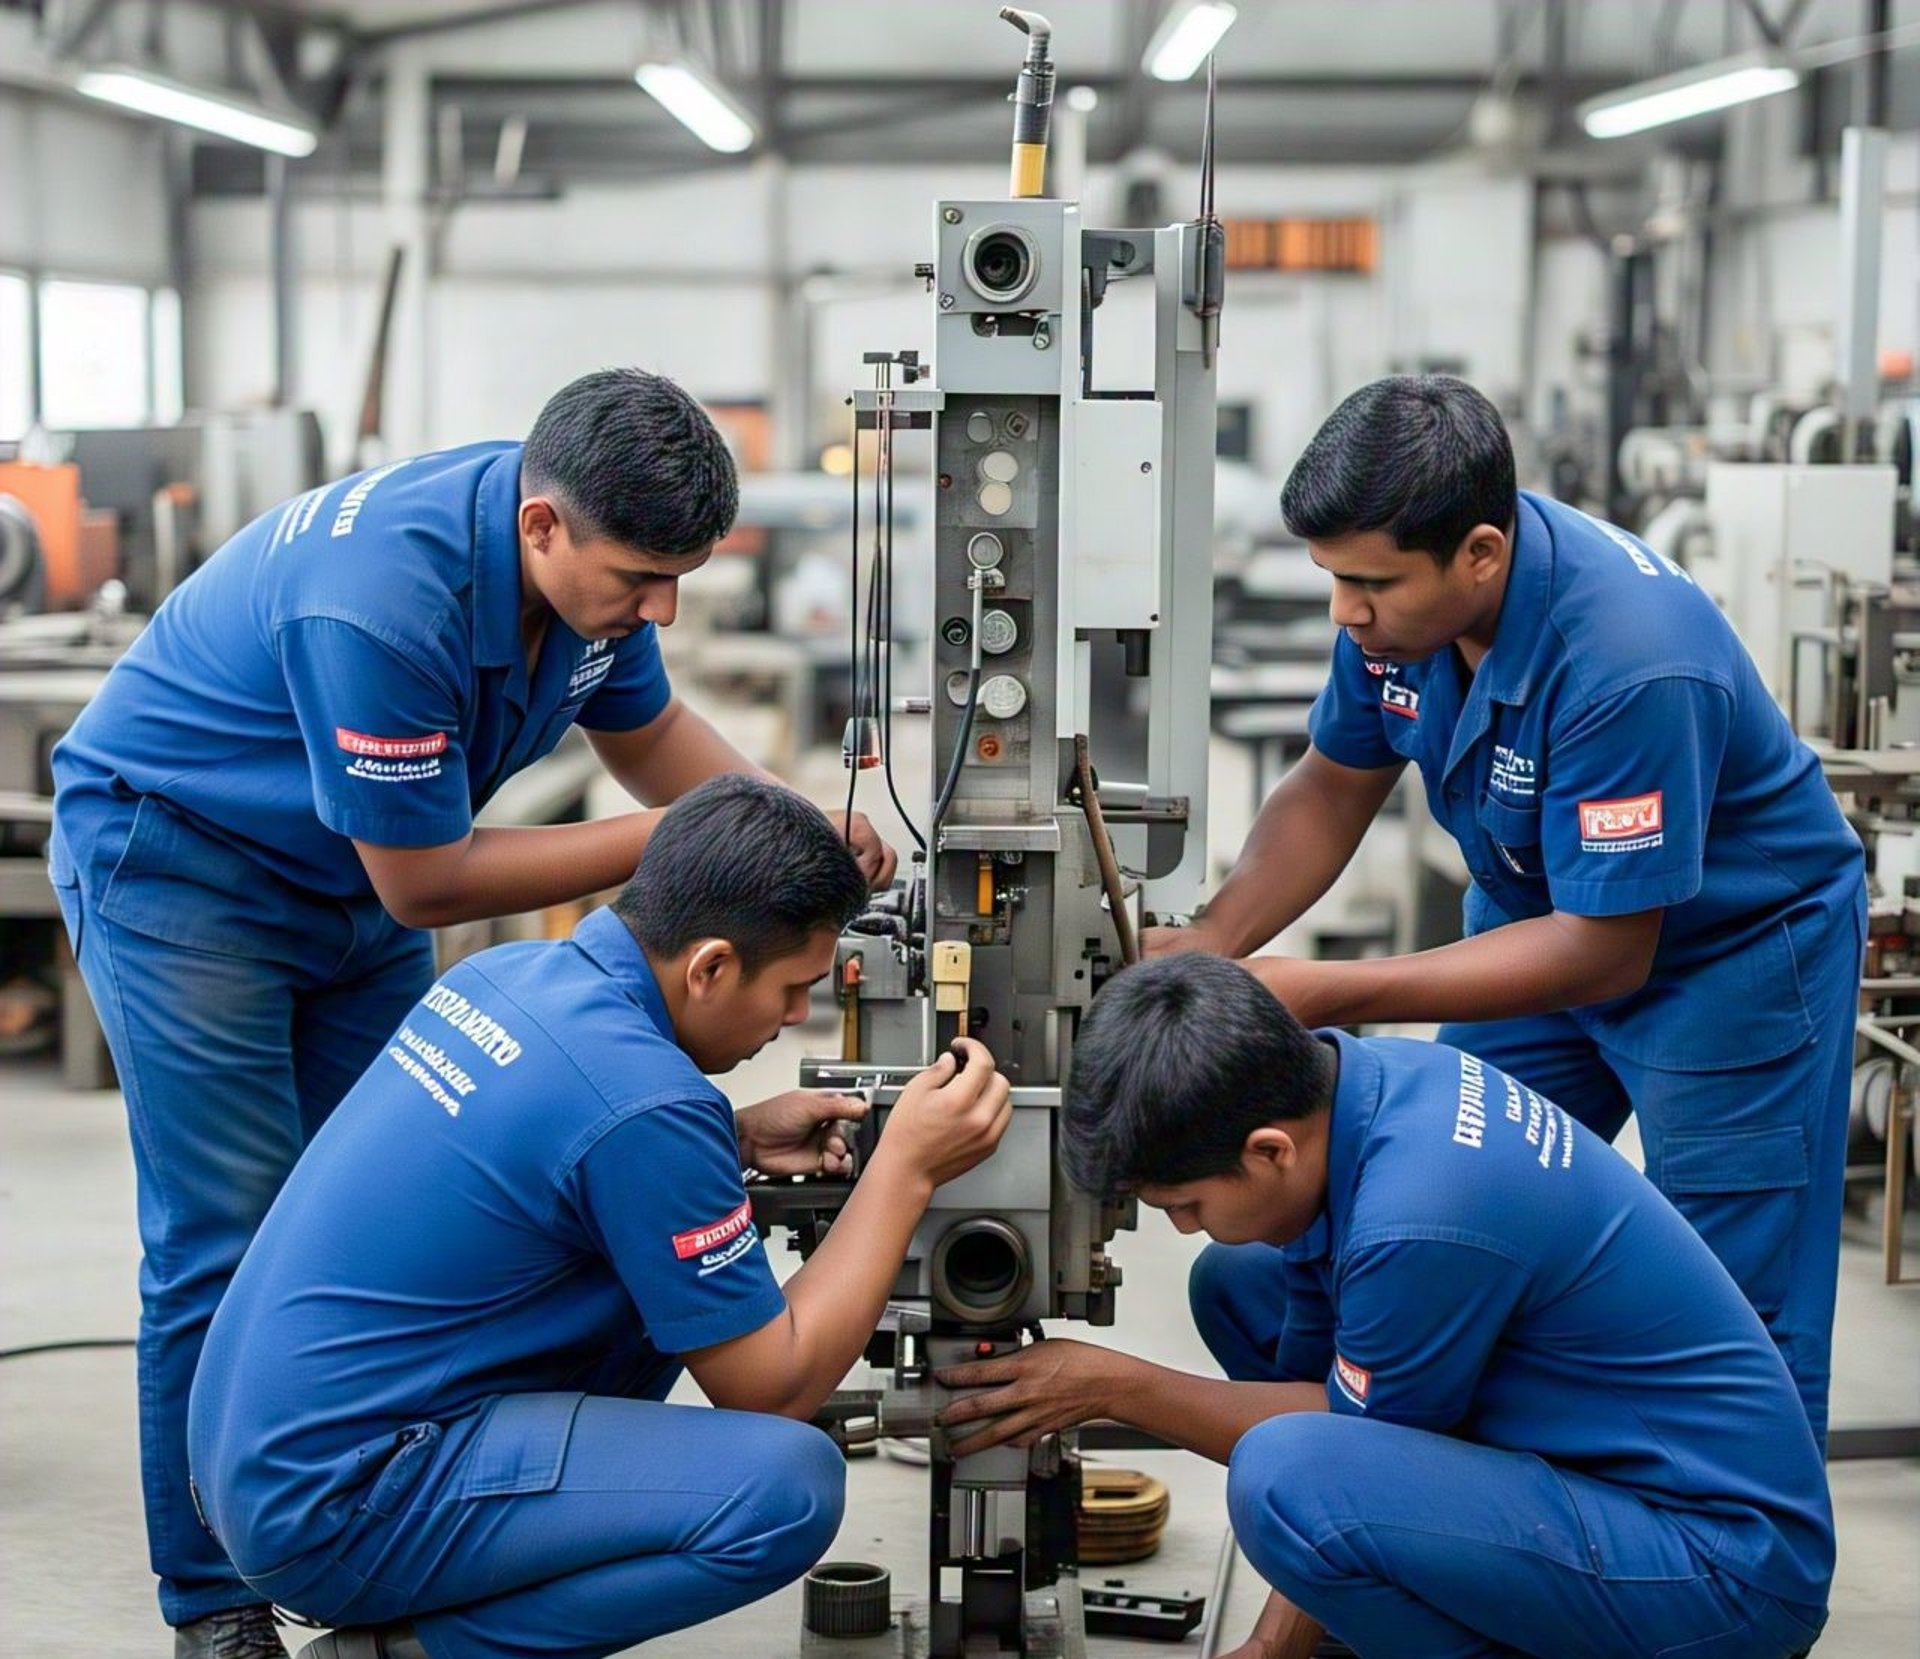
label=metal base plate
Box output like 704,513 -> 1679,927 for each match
800,1580 -> 1087,1659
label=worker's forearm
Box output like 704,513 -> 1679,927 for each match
1254,910 -> 1650,1028
1100,1357 -> 1327,1465
593,698 -> 771,806
1245,1590 -> 1325,1659
399,815 -> 660,927
765,1144 -> 937,1419
1201,762 -> 1389,956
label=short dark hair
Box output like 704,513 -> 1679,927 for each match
1280,374 -> 1516,564
612,775 -> 866,972
1061,956 -> 1335,1198
522,368 -> 739,558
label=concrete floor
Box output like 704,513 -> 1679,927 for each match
3,729 -> 1917,1656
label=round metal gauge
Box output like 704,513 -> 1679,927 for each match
979,674 -> 1028,719
965,410 -> 996,443
979,609 -> 1018,655
966,531 -> 1005,570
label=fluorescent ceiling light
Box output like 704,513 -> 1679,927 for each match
1579,52 -> 1800,139
633,60 -> 755,153
75,66 -> 317,157
1144,1 -> 1237,83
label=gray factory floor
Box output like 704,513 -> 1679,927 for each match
3,728 -> 1918,1657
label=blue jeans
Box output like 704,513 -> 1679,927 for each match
224,1383 -> 846,1659
1193,888 -> 1864,1448
1227,1413 -> 1825,1658
52,798 -> 433,1625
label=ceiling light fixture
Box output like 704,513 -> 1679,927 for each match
1143,1 -> 1237,84
75,65 -> 318,157
633,60 -> 756,154
1579,50 -> 1800,139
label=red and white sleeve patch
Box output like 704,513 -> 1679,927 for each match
1577,790 -> 1663,851
672,1199 -> 754,1261
1334,1353 -> 1371,1407
336,727 -> 449,760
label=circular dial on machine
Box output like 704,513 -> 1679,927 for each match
966,531 -> 1005,570
979,673 -> 1028,720
978,609 -> 1018,655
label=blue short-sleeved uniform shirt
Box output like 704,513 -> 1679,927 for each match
186,907 -> 783,1578
54,443 -> 672,900
1276,1032 -> 1834,1609
1307,491 -> 1862,1069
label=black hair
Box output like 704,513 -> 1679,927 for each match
1280,374 -> 1516,564
522,368 -> 739,559
1060,955 -> 1336,1199
612,774 -> 867,972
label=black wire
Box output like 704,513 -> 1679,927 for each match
0,1338 -> 136,1361
844,404 -> 862,843
931,667 -> 981,831
878,394 -> 926,854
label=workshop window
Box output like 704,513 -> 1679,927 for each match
151,287 -> 184,424
38,279 -> 152,429
0,272 -> 29,442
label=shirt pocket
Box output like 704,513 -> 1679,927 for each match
1476,796 -> 1545,881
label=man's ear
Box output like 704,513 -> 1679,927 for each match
519,497 -> 563,557
683,938 -> 741,1002
1242,1126 -> 1297,1173
1460,522 -> 1508,586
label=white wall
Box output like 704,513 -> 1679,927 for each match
0,91 -> 170,284
188,156 -> 1535,484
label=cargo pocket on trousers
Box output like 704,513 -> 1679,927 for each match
1658,1126 -> 1809,1323
456,1392 -> 585,1498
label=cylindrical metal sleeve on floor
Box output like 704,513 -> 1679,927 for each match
803,1560 -> 892,1637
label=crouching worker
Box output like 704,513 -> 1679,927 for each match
936,956 -> 1833,1659
187,775 -> 1012,1659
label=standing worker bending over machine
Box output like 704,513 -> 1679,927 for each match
190,777 -> 1008,1659
939,956 -> 1833,1659
1152,375 -> 1864,1444
50,370 -> 895,1657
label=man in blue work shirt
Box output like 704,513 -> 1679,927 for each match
938,957 -> 1833,1659
49,369 -> 896,1656
1145,375 -> 1864,1448
188,775 -> 1009,1659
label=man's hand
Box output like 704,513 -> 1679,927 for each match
737,1091 -> 869,1177
875,1038 -> 1012,1191
935,1339 -> 1133,1457
840,811 -> 898,890
1140,922 -> 1232,959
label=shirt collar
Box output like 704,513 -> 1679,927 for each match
1320,1028 -> 1380,1248
571,906 -> 674,1037
472,446 -> 526,670
1477,491 -> 1555,706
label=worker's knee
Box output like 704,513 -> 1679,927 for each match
1188,1243 -> 1285,1379
1226,1415 -> 1350,1596
715,1417 -> 845,1588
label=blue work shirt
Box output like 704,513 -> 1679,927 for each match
1307,490 -> 1862,1071
1276,1031 -> 1834,1609
54,443 -> 671,901
188,906 -> 784,1580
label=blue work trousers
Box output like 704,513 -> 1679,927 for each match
1226,1413 -> 1826,1659
1195,889 -> 1863,1447
51,801 -> 433,1626
230,1383 -> 847,1659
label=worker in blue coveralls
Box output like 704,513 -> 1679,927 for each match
938,957 -> 1834,1659
48,369 -> 897,1658
1143,375 -> 1865,1449
188,775 -> 1010,1659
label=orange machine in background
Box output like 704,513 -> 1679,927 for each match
0,462 -> 119,609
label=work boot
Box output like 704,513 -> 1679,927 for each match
293,1624 -> 428,1659
174,1605 -> 287,1659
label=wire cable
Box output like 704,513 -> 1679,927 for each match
0,1338 -> 136,1362
877,377 -> 926,853
843,399 -> 862,843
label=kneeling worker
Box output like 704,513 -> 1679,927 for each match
189,776 -> 1011,1659
938,957 -> 1832,1659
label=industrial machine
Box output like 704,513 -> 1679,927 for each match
749,10 -> 1224,1654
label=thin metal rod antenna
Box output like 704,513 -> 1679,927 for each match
1200,52 -> 1217,222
